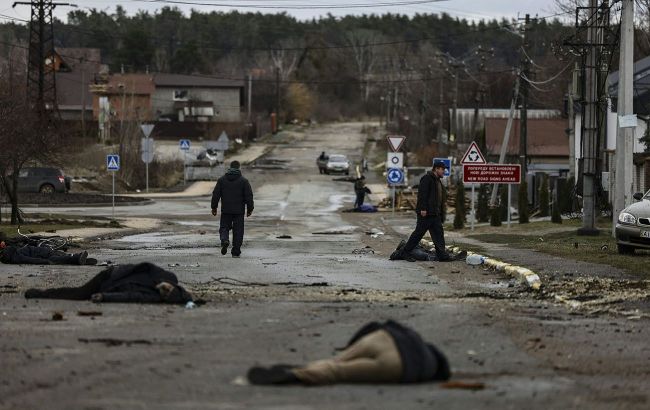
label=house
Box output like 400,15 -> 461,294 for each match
52,48 -> 106,121
452,108 -> 562,151
151,74 -> 245,122
485,117 -> 570,205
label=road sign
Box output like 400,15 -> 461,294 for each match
140,123 -> 155,138
387,152 -> 404,169
387,168 -> 404,185
107,154 -> 120,171
463,164 -> 521,184
387,135 -> 406,152
141,137 -> 154,154
433,157 -> 451,177
179,139 -> 191,151
206,131 -> 230,151
141,151 -> 154,164
461,141 -> 486,164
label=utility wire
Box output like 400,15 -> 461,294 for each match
520,61 -> 574,85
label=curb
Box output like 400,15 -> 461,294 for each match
20,199 -> 154,208
421,241 -> 543,291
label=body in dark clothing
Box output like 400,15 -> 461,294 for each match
247,320 -> 450,385
211,161 -> 254,257
24,262 -> 193,304
402,163 -> 451,261
0,245 -> 88,265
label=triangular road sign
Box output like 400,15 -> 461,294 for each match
461,141 -> 486,164
141,123 -> 155,138
387,135 -> 406,152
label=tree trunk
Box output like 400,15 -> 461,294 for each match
10,167 -> 21,225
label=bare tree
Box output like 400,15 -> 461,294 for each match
344,29 -> 382,104
0,62 -> 63,224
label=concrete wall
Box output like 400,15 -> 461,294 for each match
152,87 -> 242,122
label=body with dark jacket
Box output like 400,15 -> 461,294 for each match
248,320 -> 451,385
401,161 -> 451,261
24,262 -> 193,304
0,245 -> 88,265
211,161 -> 254,257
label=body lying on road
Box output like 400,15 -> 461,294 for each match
247,320 -> 450,385
24,262 -> 194,304
0,244 -> 94,265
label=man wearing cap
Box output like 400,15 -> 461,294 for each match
211,160 -> 254,258
400,160 -> 452,262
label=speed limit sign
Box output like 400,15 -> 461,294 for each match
386,152 -> 404,169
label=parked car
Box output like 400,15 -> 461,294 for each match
615,189 -> 650,254
15,167 -> 70,194
325,154 -> 350,175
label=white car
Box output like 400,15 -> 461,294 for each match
325,154 -> 350,175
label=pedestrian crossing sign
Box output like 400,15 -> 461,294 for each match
179,139 -> 191,151
107,154 -> 120,171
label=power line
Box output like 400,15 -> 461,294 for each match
129,0 -> 450,10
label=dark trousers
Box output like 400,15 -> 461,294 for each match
220,213 -> 245,253
355,190 -> 365,208
402,214 -> 449,260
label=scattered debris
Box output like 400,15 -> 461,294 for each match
352,247 -> 375,254
276,235 -> 292,239
78,338 -> 152,347
440,381 -> 485,390
167,263 -> 200,268
77,311 -> 102,317
52,312 -> 64,321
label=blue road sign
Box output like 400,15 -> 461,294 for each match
387,168 -> 404,185
107,154 -> 120,171
433,157 -> 452,177
179,139 -> 191,151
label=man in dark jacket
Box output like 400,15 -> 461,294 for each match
400,160 -> 451,262
211,160 -> 254,257
353,175 -> 371,208
247,320 -> 451,385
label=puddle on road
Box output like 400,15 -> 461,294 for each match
308,194 -> 353,215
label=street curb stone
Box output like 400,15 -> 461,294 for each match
420,240 -> 543,290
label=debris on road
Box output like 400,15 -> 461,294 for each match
77,311 -> 102,317
78,338 -> 152,347
51,312 -> 64,321
352,246 -> 374,254
440,381 -> 486,390
276,235 -> 292,239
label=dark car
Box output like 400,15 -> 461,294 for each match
615,189 -> 650,254
16,167 -> 71,194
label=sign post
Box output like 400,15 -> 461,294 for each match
387,168 -> 405,216
140,124 -> 155,192
386,135 -> 406,216
107,154 -> 120,219
461,141 -> 487,231
179,139 -> 191,186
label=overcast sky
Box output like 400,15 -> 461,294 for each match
0,0 -> 568,25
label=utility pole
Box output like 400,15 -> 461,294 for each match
450,61 -> 462,147
578,0 -> 600,236
275,67 -> 280,120
519,14 -> 531,179
568,76 -> 576,180
13,1 -> 76,114
247,72 -> 252,123
613,0 -> 635,235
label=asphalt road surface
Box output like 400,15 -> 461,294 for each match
1,123 -> 648,409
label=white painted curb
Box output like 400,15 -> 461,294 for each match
420,240 -> 542,290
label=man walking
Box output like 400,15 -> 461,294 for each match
353,175 -> 371,209
211,160 -> 254,257
399,160 -> 451,262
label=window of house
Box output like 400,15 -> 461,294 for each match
173,90 -> 189,101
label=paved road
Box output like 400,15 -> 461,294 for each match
1,123 -> 648,409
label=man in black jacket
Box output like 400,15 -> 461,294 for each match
211,160 -> 254,257
400,160 -> 451,262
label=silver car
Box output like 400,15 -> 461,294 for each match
325,154 -> 350,175
615,189 -> 650,254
